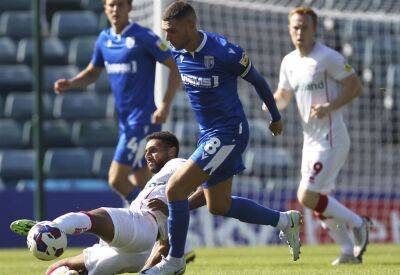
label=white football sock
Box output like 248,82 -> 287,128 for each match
53,212 -> 92,235
321,218 -> 354,255
276,212 -> 290,230
323,196 -> 363,228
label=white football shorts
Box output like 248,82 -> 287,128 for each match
83,208 -> 158,275
299,144 -> 349,193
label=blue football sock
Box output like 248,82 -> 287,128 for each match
224,196 -> 280,226
168,200 -> 189,258
125,186 -> 141,203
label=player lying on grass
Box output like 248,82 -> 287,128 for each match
10,131 -> 195,275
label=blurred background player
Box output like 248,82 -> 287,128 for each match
263,7 -> 371,265
11,131 -> 195,275
53,0 -> 181,204
143,2 -> 302,274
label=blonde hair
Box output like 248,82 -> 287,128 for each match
288,7 -> 317,28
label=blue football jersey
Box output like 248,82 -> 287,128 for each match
171,31 -> 252,136
91,23 -> 172,131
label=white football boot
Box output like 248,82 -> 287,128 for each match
331,253 -> 361,265
140,255 -> 186,275
279,210 -> 302,261
353,216 -> 372,261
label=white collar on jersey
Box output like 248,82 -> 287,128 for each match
110,22 -> 134,40
195,30 -> 207,52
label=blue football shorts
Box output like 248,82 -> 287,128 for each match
190,127 -> 249,188
114,124 -> 162,171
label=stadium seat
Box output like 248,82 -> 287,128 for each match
0,37 -> 17,64
87,71 -> 111,94
248,119 -> 273,147
0,119 -> 25,148
43,66 -> 80,93
71,119 -> 118,147
172,121 -> 199,148
80,0 -> 104,13
0,11 -> 33,40
17,38 -> 68,66
23,119 -> 73,148
68,36 -> 97,68
0,96 -> 4,118
0,150 -> 34,180
4,92 -> 53,120
243,147 -> 296,178
43,148 -> 93,178
0,0 -> 31,10
98,12 -> 110,31
53,93 -> 110,119
170,91 -> 194,122
16,178 -> 110,192
0,65 -> 32,92
51,11 -> 99,40
92,147 -> 115,178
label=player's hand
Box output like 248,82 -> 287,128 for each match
152,104 -> 169,124
54,79 -> 71,95
310,103 -> 332,119
269,120 -> 283,136
147,198 -> 168,216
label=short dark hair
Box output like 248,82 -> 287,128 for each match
289,7 -> 318,28
146,131 -> 179,157
102,0 -> 131,6
162,1 -> 196,22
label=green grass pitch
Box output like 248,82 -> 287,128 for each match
1,244 -> 399,274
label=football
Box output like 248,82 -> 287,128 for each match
27,221 -> 67,261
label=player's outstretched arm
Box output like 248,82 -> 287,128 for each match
54,63 -> 102,95
311,74 -> 362,119
244,67 -> 283,136
152,57 -> 181,124
46,254 -> 86,275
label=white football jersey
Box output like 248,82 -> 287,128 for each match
279,42 -> 353,149
130,158 -> 186,239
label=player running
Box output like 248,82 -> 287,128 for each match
53,0 -> 181,204
263,7 -> 371,265
143,2 -> 302,274
10,132 -> 196,275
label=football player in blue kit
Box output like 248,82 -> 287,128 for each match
142,2 -> 302,274
54,0 -> 181,203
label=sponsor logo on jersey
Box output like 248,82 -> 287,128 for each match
104,61 -> 137,74
295,80 -> 324,91
239,53 -> 249,67
204,55 -> 215,69
181,74 -> 219,88
125,37 -> 135,48
344,63 -> 353,72
157,39 -> 169,51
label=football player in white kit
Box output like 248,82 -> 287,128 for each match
10,131 -> 195,274
263,7 -> 371,265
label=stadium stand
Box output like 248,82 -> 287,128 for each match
71,119 -> 118,147
0,150 -> 34,180
43,66 -> 80,93
0,65 -> 32,92
0,119 -> 25,148
92,147 -> 115,178
51,11 -> 98,40
4,93 -> 53,120
0,37 -> 17,64
17,38 -> 68,66
68,36 -> 97,68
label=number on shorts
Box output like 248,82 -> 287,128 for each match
309,161 -> 323,183
127,137 -> 138,153
204,137 -> 221,155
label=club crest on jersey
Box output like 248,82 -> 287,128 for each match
204,56 -> 215,69
126,37 -> 135,49
106,39 -> 112,47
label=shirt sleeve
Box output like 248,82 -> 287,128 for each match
90,35 -> 105,67
277,56 -> 292,91
325,50 -> 355,80
142,30 -> 172,63
222,42 -> 253,78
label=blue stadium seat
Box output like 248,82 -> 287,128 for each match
98,12 -> 110,31
87,71 -> 111,94
68,36 -> 97,68
51,11 -> 99,40
243,147 -> 296,178
0,37 -> 17,64
71,119 -> 118,147
248,119 -> 273,147
92,147 -> 115,178
0,119 -> 25,148
0,0 -> 31,10
0,12 -> 33,40
43,66 -> 80,93
0,65 -> 32,93
16,179 -> 110,191
23,120 -> 73,148
53,93 -> 110,119
170,91 -> 195,122
43,148 -> 93,178
4,93 -> 53,120
172,121 -> 199,148
17,38 -> 68,65
0,150 -> 34,180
